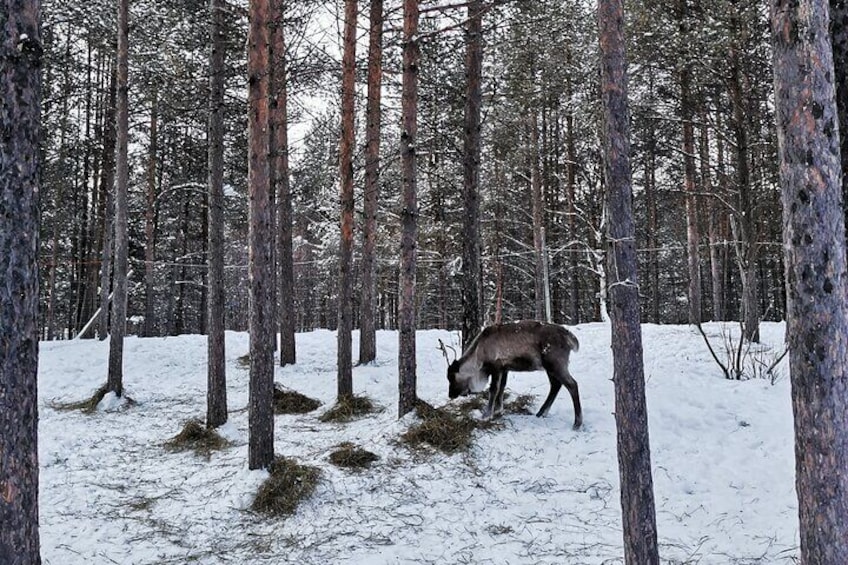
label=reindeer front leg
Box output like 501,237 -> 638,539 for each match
482,369 -> 507,419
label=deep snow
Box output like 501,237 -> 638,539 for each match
38,322 -> 798,564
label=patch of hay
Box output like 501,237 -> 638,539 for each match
456,391 -> 536,417
328,442 -> 379,469
457,393 -> 488,415
50,385 -> 136,414
164,419 -> 229,456
319,394 -> 378,423
504,394 -> 536,415
252,456 -> 320,517
274,385 -> 321,414
400,400 -> 481,454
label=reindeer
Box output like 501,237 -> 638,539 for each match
440,320 -> 582,429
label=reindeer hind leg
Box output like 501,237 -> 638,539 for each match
536,373 -> 561,418
555,368 -> 582,430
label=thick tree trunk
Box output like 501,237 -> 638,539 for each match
461,0 -> 483,350
771,2 -> 848,560
598,0 -> 660,561
107,0 -> 131,396
247,0 -> 275,470
98,65 -> 117,341
359,0 -> 383,365
337,0 -> 357,399
271,0 -> 296,366
143,90 -> 158,337
0,1 -> 42,560
398,0 -> 419,418
207,0 -> 228,429
831,0 -> 848,244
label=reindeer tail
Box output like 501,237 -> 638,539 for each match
565,329 -> 579,353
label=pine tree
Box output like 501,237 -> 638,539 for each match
771,0 -> 848,560
0,0 -> 42,560
598,0 -> 660,560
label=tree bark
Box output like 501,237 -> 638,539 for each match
530,109 -> 546,322
771,0 -> 848,561
271,0 -> 296,366
247,0 -> 275,470
461,0 -> 483,350
337,0 -> 357,399
728,11 -> 760,342
0,1 -> 42,560
143,90 -> 158,337
701,111 -> 724,321
679,0 -> 701,325
207,0 -> 228,429
398,0 -> 419,418
98,64 -> 117,341
359,0 -> 383,365
107,0 -> 130,396
830,0 -> 848,244
598,0 -> 660,561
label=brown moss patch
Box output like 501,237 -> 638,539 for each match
328,442 -> 379,469
319,394 -> 378,423
252,456 -> 321,517
274,385 -> 321,414
164,419 -> 229,456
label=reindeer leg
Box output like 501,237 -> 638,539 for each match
536,372 -> 562,418
482,371 -> 500,419
494,370 -> 508,417
560,370 -> 582,430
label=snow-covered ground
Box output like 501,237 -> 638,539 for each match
39,322 -> 798,564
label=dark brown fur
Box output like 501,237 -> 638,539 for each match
447,321 -> 582,429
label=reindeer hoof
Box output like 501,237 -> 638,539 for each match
481,408 -> 492,419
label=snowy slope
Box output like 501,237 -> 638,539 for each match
38,322 -> 798,564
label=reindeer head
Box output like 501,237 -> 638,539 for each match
447,360 -> 463,398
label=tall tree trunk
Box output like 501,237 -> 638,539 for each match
107,0 -> 130,396
461,0 -> 483,349
98,63 -> 117,340
771,1 -> 848,560
271,0 -> 296,366
701,111 -> 724,321
143,90 -> 158,337
565,63 -> 580,324
359,0 -> 383,365
398,0 -> 419,418
247,0 -> 275,470
678,1 -> 701,325
46,186 -> 62,340
0,1 -> 42,559
337,0 -> 357,399
530,109 -> 546,322
832,0 -> 848,242
207,0 -> 228,429
728,12 -> 760,342
175,194 -> 190,335
598,0 -> 660,561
